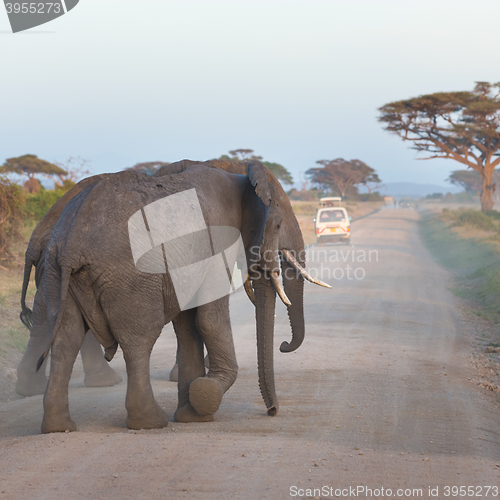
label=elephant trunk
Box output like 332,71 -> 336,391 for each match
279,260 -> 305,353
253,275 -> 279,416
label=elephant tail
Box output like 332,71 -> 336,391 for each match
36,265 -> 72,372
20,256 -> 34,329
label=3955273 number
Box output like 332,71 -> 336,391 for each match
443,486 -> 499,497
4,3 -> 62,14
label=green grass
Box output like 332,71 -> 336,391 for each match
0,324 -> 29,358
441,207 -> 500,232
420,212 -> 500,322
0,262 -> 34,358
5,324 -> 29,352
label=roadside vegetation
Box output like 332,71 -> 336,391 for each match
0,176 -> 25,266
420,208 -> 500,322
421,207 -> 500,395
0,156 -> 87,386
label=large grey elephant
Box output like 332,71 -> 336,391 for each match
159,159 -> 323,382
38,162 -> 328,433
16,175 -> 122,396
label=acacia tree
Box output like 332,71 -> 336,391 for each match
228,149 -> 262,161
218,149 -> 294,185
0,154 -> 67,182
55,156 -> 92,182
363,172 -> 384,194
306,158 -> 377,197
447,170 -> 482,193
379,82 -> 500,211
448,169 -> 500,202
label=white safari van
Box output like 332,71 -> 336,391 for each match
315,197 -> 351,245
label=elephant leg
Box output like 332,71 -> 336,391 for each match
168,341 -> 179,382
173,311 -> 212,423
41,293 -> 86,433
16,291 -> 49,397
121,338 -> 169,430
188,297 -> 238,418
100,278 -> 168,430
80,331 -> 122,388
169,350 -> 209,383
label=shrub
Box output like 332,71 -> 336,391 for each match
287,188 -> 322,201
453,209 -> 496,231
24,186 -> 65,222
426,192 -> 443,199
358,192 -> 384,202
484,209 -> 500,220
0,176 -> 25,261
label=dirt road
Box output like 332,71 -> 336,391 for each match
1,209 -> 499,499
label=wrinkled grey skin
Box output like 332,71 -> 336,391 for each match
160,160 -> 306,384
16,175 -> 122,397
40,162 -> 306,432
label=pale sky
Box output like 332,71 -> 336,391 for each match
1,0 -> 499,187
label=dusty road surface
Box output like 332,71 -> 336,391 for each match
1,208 -> 499,499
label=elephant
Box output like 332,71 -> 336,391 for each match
156,159 -> 329,381
16,174 -> 122,397
38,161 -> 329,433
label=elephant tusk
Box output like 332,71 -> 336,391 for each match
270,271 -> 292,307
244,277 -> 256,305
282,248 -> 332,289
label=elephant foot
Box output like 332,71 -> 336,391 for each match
15,375 -> 48,397
189,377 -> 223,417
174,403 -> 214,423
41,414 -> 77,434
126,404 -> 169,430
84,364 -> 122,388
169,363 -> 178,382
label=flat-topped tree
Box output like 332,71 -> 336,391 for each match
306,158 -> 377,197
218,150 -> 294,185
379,82 -> 500,211
363,171 -> 383,194
1,154 -> 67,183
448,170 -> 482,193
448,169 -> 500,197
261,161 -> 293,185
228,149 -> 262,161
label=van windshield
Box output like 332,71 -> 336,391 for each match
319,210 -> 345,222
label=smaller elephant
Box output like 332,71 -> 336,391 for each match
16,175 -> 122,397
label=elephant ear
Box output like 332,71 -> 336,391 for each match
247,161 -> 272,207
